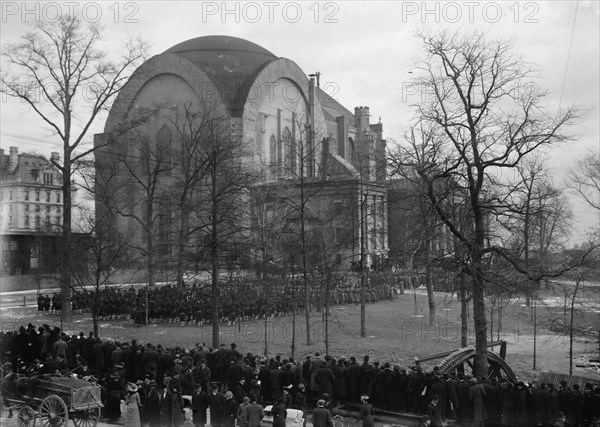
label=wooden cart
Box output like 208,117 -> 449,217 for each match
2,375 -> 102,427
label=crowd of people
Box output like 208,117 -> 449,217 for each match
37,280 -> 398,325
2,322 -> 600,427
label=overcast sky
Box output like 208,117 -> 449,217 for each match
1,1 -> 598,243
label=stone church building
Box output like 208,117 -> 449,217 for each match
96,35 -> 388,272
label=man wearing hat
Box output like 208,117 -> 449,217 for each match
191,382 -> 208,427
246,396 -> 265,427
425,394 -> 443,427
222,390 -> 238,427
358,395 -> 374,427
237,396 -> 251,427
312,399 -> 333,427
208,383 -> 225,427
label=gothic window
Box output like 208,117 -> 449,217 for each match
283,127 -> 293,176
157,125 -> 173,174
349,137 -> 356,166
269,135 -> 277,180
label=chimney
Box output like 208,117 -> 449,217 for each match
354,106 -> 370,135
8,147 -> 18,171
51,152 -> 60,163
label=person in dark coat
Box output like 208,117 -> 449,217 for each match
105,373 -> 122,421
468,377 -> 487,427
456,374 -> 472,423
171,385 -> 185,427
315,362 -> 335,399
500,381 -> 516,427
271,398 -> 288,427
192,383 -> 208,427
222,391 -> 238,427
357,395 -> 374,427
347,357 -> 361,403
145,381 -> 162,427
335,358 -> 348,406
311,399 -> 332,427
483,378 -> 501,427
514,382 -> 529,427
193,360 -> 211,393
425,395 -> 443,427
258,361 -> 272,402
208,383 -> 225,427
444,373 -> 459,420
159,383 -> 173,427
270,365 -> 285,402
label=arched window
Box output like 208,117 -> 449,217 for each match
157,125 -> 172,170
269,135 -> 277,180
283,127 -> 294,176
348,137 -> 356,166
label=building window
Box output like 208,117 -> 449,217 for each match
46,191 -> 51,202
24,191 -> 29,201
46,206 -> 50,214
43,172 -> 53,185
35,191 -> 40,201
25,215 -> 30,228
35,216 -> 40,229
36,205 -> 40,213
56,192 -> 61,203
9,191 -> 13,201
269,135 -> 277,180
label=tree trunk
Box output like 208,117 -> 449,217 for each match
61,156 -> 72,324
175,208 -> 188,288
471,257 -> 488,379
425,239 -> 436,326
459,273 -> 468,348
92,312 -> 99,338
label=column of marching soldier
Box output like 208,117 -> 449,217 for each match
2,323 -> 600,427
37,282 -> 398,326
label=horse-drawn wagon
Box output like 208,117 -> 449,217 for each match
2,374 -> 102,427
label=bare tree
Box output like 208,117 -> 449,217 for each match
392,30 -> 580,377
188,112 -> 257,348
1,14 -> 148,322
568,148 -> 600,212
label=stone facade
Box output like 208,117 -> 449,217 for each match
0,147 -> 64,275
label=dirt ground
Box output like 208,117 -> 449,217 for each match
2,286 -> 598,381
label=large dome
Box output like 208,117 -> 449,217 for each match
164,36 -> 278,114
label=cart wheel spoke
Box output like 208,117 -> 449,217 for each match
72,407 -> 100,427
40,395 -> 68,427
17,405 -> 36,427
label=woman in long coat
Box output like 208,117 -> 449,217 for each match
357,395 -> 374,427
104,373 -> 122,421
123,382 -> 142,427
145,381 -> 162,427
171,385 -> 185,427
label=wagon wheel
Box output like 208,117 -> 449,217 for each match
71,407 -> 100,427
17,405 -> 36,427
39,395 -> 68,427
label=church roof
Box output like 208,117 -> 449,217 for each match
164,36 -> 278,115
